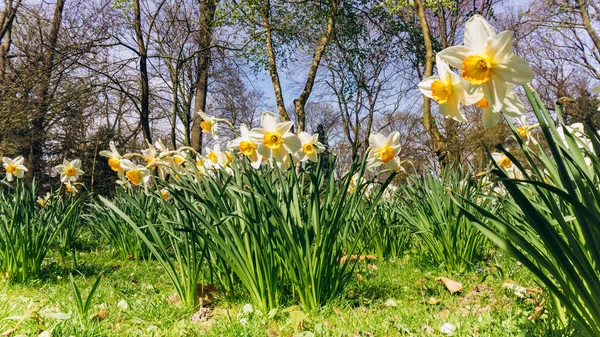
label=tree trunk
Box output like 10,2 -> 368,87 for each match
438,7 -> 459,166
0,0 -> 21,82
293,0 -> 339,131
133,0 -> 152,144
261,0 -> 290,122
29,0 -> 66,178
415,0 -> 447,167
191,0 -> 217,152
577,0 -> 600,58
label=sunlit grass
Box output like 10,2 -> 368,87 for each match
0,246 -> 567,337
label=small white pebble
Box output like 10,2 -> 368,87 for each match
440,322 -> 456,335
117,299 -> 129,310
385,299 -> 397,307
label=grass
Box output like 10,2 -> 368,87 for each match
0,243 -> 568,337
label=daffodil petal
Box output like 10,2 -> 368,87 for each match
282,133 -> 301,153
485,30 -> 513,63
271,146 -> 287,162
464,15 -> 496,53
482,106 -> 500,128
482,75 -> 507,112
369,133 -> 387,149
437,45 -> 472,69
275,121 -> 294,135
440,96 -> 467,123
494,54 -> 534,84
502,90 -> 525,117
418,76 -> 439,99
261,111 -> 278,131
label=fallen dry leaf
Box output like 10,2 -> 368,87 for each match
166,296 -> 181,306
333,307 -> 341,316
92,310 -> 109,322
436,277 -> 463,294
368,264 -> 378,271
435,309 -> 450,319
355,273 -> 363,282
197,284 -> 218,306
528,300 -> 546,321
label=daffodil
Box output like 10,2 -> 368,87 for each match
557,123 -> 594,152
366,131 -> 402,171
229,124 -> 262,169
119,159 -> 150,186
172,151 -> 189,166
296,132 -> 325,163
437,15 -> 534,113
142,140 -> 170,178
418,57 -> 482,122
198,111 -> 219,140
250,111 -> 301,163
348,173 -> 368,194
64,181 -> 82,194
160,189 -> 170,200
382,184 -> 399,199
55,159 -> 84,183
204,143 -> 232,171
475,83 -> 525,127
37,192 -> 52,207
2,156 -> 27,182
100,141 -> 124,178
513,116 -> 538,145
491,152 -> 522,179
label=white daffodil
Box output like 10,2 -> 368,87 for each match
2,156 -> 27,182
250,111 -> 301,163
64,181 -> 82,194
142,143 -> 160,170
119,159 -> 150,187
557,123 -> 594,152
491,152 -> 523,179
55,159 -> 84,183
513,115 -> 539,145
198,111 -> 219,140
382,184 -> 399,199
491,152 -> 515,171
205,143 -> 230,169
366,131 -> 402,171
476,83 -> 525,127
437,15 -> 534,113
160,189 -> 170,201
229,124 -> 262,169
348,173 -> 362,194
419,56 -> 482,122
172,151 -> 189,166
99,141 -> 124,178
296,132 -> 325,163
142,141 -> 170,177
37,192 -> 52,207
194,156 -> 209,176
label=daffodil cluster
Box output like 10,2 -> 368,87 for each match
1,155 -> 85,194
418,15 -> 533,128
100,111 -> 330,188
